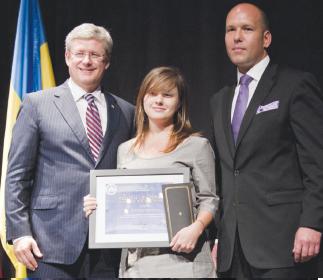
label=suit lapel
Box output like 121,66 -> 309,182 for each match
95,93 -> 121,166
53,82 -> 94,162
223,86 -> 236,158
235,64 -> 278,148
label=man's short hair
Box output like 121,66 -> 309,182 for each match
65,23 -> 113,60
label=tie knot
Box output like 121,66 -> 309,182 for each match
84,93 -> 95,104
239,75 -> 253,86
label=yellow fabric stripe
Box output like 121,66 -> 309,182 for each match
40,42 -> 56,89
0,85 -> 26,278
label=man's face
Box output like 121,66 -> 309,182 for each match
225,4 -> 271,73
65,39 -> 109,92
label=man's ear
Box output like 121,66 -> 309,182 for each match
65,50 -> 71,67
263,30 -> 272,49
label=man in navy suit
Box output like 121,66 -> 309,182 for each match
5,23 -> 134,278
210,3 -> 323,278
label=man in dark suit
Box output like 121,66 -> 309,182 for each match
210,3 -> 323,278
5,23 -> 134,278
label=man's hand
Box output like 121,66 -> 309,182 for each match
13,236 -> 43,271
293,227 -> 321,263
211,239 -> 218,268
83,194 -> 97,218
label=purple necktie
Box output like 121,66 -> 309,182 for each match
85,94 -> 103,161
232,74 -> 253,143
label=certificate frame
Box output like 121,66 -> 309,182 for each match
89,168 -> 190,248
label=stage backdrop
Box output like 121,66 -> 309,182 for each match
1,0 -> 323,176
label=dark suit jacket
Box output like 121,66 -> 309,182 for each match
5,82 -> 135,265
210,63 -> 323,271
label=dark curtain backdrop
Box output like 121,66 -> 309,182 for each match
1,0 -> 323,276
1,0 -> 323,164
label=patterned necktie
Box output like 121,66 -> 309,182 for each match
232,74 -> 253,144
85,93 -> 103,161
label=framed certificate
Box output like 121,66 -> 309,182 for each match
89,168 -> 190,248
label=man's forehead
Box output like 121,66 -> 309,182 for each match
226,8 -> 261,26
70,38 -> 103,47
227,4 -> 262,21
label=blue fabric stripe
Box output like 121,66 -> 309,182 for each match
11,0 -> 47,100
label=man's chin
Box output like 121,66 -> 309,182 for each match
79,77 -> 99,85
78,80 -> 100,92
229,58 -> 252,72
229,56 -> 246,66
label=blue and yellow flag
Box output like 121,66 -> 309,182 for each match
0,0 -> 55,277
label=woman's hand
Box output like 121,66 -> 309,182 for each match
83,194 -> 97,218
169,221 -> 204,254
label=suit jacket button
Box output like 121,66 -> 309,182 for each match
234,169 -> 240,176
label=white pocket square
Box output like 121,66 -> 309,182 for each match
256,101 -> 279,114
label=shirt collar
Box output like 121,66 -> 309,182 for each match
68,78 -> 103,102
237,55 -> 270,84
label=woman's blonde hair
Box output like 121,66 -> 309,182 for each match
134,66 -> 197,153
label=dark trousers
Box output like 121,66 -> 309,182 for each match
218,232 -> 318,279
27,242 -> 121,279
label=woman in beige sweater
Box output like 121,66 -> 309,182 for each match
84,66 -> 218,278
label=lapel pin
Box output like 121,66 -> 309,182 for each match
111,104 -> 115,109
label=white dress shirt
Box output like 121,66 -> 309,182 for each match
68,78 -> 108,135
231,56 -> 270,121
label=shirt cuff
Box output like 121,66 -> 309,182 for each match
13,235 -> 33,244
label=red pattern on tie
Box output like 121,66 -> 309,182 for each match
85,94 -> 103,161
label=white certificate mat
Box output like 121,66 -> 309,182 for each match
89,168 -> 190,248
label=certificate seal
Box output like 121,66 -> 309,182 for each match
105,184 -> 117,195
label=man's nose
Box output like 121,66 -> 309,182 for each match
233,29 -> 242,42
82,53 -> 92,63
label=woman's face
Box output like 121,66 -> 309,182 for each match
143,87 -> 180,126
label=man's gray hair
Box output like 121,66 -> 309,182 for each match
65,23 -> 113,60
